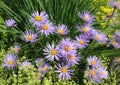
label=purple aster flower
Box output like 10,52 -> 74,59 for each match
83,28 -> 96,39
87,68 -> 100,83
5,19 -> 16,27
109,30 -> 120,48
77,24 -> 92,33
29,11 -> 48,27
75,35 -> 89,49
65,53 -> 80,65
23,30 -> 37,42
87,56 -> 101,68
55,24 -> 69,35
78,11 -> 94,23
97,67 -> 108,79
35,58 -> 41,65
92,30 -> 108,43
57,38 -> 77,56
109,0 -> 120,9
112,57 -> 120,71
37,21 -> 55,36
43,43 -> 60,61
77,28 -> 95,40
20,61 -> 32,68
113,57 -> 120,63
12,45 -> 20,54
39,62 -> 50,74
3,54 -> 17,69
114,30 -> 120,41
55,63 -> 74,80
35,58 -> 45,67
110,40 -> 120,49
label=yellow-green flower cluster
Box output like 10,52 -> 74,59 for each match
94,0 -> 118,28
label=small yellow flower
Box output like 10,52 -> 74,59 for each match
95,16 -> 99,20
100,6 -> 112,13
100,6 -> 105,10
100,23 -> 106,28
102,16 -> 106,20
104,8 -> 112,13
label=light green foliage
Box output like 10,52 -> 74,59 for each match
0,49 -> 120,84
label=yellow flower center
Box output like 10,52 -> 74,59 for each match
79,40 -> 84,45
90,70 -> 95,75
112,40 -> 116,45
64,45 -> 72,52
96,35 -> 101,41
8,60 -> 14,65
117,57 -> 120,62
84,15 -> 89,21
115,3 -> 120,8
91,61 -> 95,65
14,48 -> 19,53
68,55 -> 74,60
57,29 -> 64,34
51,49 -> 57,55
42,66 -> 47,72
27,35 -> 33,41
35,16 -> 42,21
61,67 -> 67,73
82,27 -> 88,32
100,71 -> 104,75
42,25 -> 48,30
